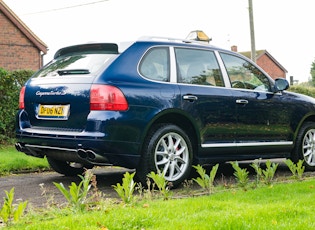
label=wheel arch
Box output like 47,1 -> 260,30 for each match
291,114 -> 315,160
294,115 -> 315,141
139,109 -> 200,158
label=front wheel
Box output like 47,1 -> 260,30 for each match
292,122 -> 315,170
137,124 -> 193,188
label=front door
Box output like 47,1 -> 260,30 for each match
219,52 -> 292,154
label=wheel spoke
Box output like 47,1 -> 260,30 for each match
161,138 -> 169,151
152,129 -> 191,184
156,150 -> 169,164
167,134 -> 174,149
305,155 -> 313,164
175,145 -> 186,156
174,155 -> 186,164
167,162 -> 175,178
304,149 -> 311,157
162,161 -> 171,174
174,161 -> 182,173
173,138 -> 181,150
302,129 -> 315,166
303,144 -> 311,150
156,157 -> 169,166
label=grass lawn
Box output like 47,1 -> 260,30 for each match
0,145 -> 49,175
1,145 -> 315,229
7,178 -> 315,229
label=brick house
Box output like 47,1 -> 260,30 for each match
231,45 -> 287,80
0,1 -> 48,71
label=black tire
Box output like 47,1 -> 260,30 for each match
47,157 -> 92,176
291,122 -> 315,170
136,124 -> 193,188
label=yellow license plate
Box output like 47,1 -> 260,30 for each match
38,104 -> 70,119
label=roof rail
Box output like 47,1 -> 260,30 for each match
137,36 -> 210,46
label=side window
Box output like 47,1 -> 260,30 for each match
139,47 -> 170,82
220,53 -> 271,91
175,48 -> 224,87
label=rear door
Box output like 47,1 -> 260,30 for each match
175,47 -> 237,156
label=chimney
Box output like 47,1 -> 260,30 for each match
231,45 -> 238,52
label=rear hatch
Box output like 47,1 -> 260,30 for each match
22,43 -> 119,132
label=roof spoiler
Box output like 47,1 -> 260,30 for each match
54,43 -> 118,59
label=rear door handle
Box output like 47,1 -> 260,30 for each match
236,99 -> 248,104
183,95 -> 198,101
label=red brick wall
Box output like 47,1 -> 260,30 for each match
257,54 -> 286,80
0,12 -> 42,71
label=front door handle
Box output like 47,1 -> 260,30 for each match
236,99 -> 248,104
183,95 -> 198,101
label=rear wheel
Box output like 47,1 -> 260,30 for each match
137,124 -> 193,188
47,157 -> 93,176
292,122 -> 315,170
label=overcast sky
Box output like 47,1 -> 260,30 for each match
4,0 -> 315,83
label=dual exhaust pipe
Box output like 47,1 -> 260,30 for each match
15,142 -> 42,157
77,148 -> 109,164
15,142 -> 24,152
15,142 -> 109,165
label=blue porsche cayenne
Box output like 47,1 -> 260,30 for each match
15,34 -> 315,187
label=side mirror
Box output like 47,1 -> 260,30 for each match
274,78 -> 289,92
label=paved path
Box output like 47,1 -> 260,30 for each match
0,167 -> 129,208
0,159 -> 306,208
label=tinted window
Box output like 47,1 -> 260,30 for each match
33,54 -> 116,78
139,47 -> 170,82
220,53 -> 271,91
175,48 -> 224,87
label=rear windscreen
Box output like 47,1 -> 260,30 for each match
33,54 -> 117,78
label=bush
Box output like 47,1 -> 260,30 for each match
288,85 -> 315,98
0,68 -> 34,143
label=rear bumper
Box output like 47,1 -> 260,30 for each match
15,129 -> 141,169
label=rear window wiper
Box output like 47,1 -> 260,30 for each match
57,69 -> 90,75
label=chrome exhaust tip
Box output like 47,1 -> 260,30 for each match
77,149 -> 88,159
76,149 -> 109,164
15,143 -> 23,152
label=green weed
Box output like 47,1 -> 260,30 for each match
251,159 -> 263,186
53,170 -> 93,212
231,161 -> 249,190
112,171 -> 136,204
261,160 -> 278,185
193,164 -> 219,194
0,188 -> 28,226
284,159 -> 305,180
147,171 -> 172,200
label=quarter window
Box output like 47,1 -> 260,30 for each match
175,48 -> 224,87
220,53 -> 271,91
139,47 -> 170,82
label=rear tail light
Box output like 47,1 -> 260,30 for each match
19,86 -> 26,109
90,85 -> 128,111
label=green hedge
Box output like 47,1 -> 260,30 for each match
0,68 -> 34,144
288,85 -> 315,98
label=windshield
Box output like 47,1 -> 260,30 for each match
33,53 -> 117,78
